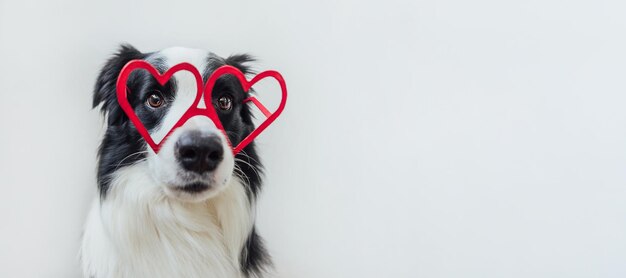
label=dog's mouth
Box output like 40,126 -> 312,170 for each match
175,182 -> 210,193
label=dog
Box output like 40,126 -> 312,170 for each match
81,45 -> 270,278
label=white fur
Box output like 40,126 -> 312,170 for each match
81,164 -> 253,278
81,47 -> 256,278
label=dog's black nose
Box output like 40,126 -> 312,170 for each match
175,131 -> 224,174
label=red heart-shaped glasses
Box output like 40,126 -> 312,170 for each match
115,60 -> 287,154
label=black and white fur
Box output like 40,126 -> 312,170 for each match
81,45 -> 270,278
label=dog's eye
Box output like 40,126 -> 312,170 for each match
217,96 -> 233,111
146,93 -> 164,108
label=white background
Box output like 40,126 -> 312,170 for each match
1,0 -> 626,277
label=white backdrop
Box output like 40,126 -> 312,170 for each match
1,0 -> 626,277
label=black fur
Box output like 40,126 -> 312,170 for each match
241,226 -> 272,276
92,44 -> 269,276
93,44 -> 147,198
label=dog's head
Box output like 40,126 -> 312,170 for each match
93,45 -> 262,202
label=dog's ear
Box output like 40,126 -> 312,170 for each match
93,44 -> 144,125
224,54 -> 255,75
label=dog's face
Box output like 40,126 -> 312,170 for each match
93,45 -> 261,202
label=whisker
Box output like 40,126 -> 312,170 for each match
237,149 -> 262,166
114,150 -> 149,171
233,164 -> 251,186
234,157 -> 262,183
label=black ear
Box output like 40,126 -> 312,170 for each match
224,54 -> 256,75
93,44 -> 144,125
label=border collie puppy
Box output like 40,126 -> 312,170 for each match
81,45 -> 270,278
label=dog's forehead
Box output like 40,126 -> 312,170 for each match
151,47 -> 212,73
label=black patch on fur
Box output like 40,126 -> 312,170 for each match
204,53 -> 264,199
241,226 -> 272,276
93,44 -> 175,198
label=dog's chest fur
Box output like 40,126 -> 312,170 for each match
81,164 -> 253,278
